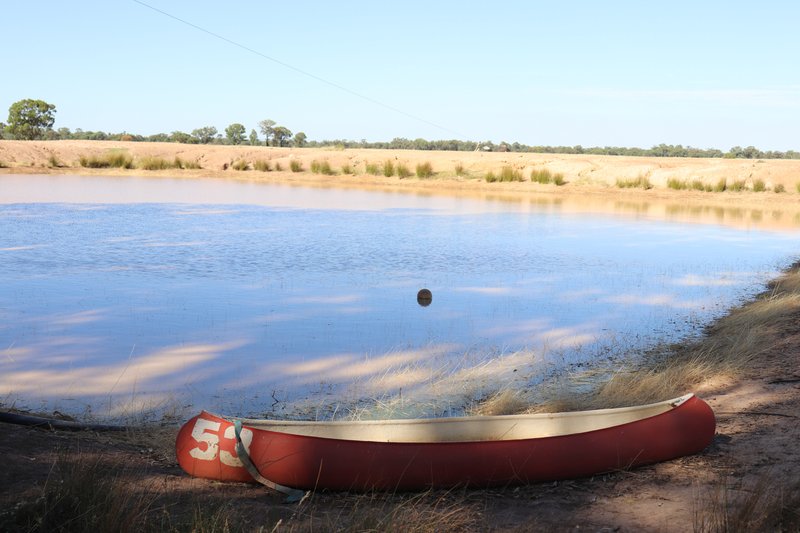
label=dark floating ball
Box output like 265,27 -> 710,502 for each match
417,288 -> 432,307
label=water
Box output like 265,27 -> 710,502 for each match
1,175 -> 798,419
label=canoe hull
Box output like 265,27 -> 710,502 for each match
176,395 -> 715,491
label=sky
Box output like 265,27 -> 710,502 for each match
2,1 -> 799,150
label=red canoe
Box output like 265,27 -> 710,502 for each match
176,393 -> 715,493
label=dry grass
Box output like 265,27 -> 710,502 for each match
467,389 -> 529,416
695,476 -> 800,532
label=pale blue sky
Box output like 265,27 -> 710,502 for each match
3,1 -> 799,149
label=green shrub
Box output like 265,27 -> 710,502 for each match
396,163 -> 412,178
499,166 -> 523,182
416,161 -> 434,178
774,183 -> 786,193
616,176 -> 653,189
253,159 -> 272,172
485,171 -> 498,183
289,160 -> 302,172
382,160 -> 395,177
752,179 -> 767,192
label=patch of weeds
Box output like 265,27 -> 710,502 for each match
289,160 -> 303,172
774,183 -> 786,193
253,159 -> 272,172
383,160 -> 395,177
499,166 -> 523,182
341,163 -> 353,174
552,172 -> 566,185
752,179 -> 767,192
454,162 -> 465,176
365,162 -> 380,175
396,163 -> 412,178
713,179 -> 727,192
231,160 -> 249,171
484,171 -> 498,183
691,180 -> 707,191
416,161 -> 434,178
616,175 -> 653,189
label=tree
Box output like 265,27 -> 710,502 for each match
249,129 -> 258,146
272,126 -> 292,147
191,126 -> 217,144
7,99 -> 56,140
293,131 -> 307,147
171,131 -> 193,144
258,119 -> 276,146
225,123 -> 246,145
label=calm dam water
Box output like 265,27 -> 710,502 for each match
1,174 -> 798,420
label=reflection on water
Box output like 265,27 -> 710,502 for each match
1,174 -> 799,419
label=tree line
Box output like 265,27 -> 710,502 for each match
3,98 -> 799,160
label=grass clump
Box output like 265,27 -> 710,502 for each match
78,152 -> 134,169
47,154 -> 64,168
231,159 -> 249,171
454,162 -> 465,176
416,161 -> 434,178
310,160 -> 335,175
174,156 -> 201,169
774,183 -> 786,193
530,168 -> 553,184
752,178 -> 767,192
396,163 -> 412,178
382,160 -> 395,177
274,162 -> 283,171
667,178 -> 687,190
253,159 -> 272,172
498,166 -> 524,182
137,156 -> 174,170
289,160 -> 303,172
729,179 -> 747,192
615,175 -> 653,189
365,162 -> 380,175
341,163 -> 354,174
713,179 -> 727,192
484,171 -> 498,183
695,477 -> 800,533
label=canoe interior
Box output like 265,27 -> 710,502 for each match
229,393 -> 694,444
